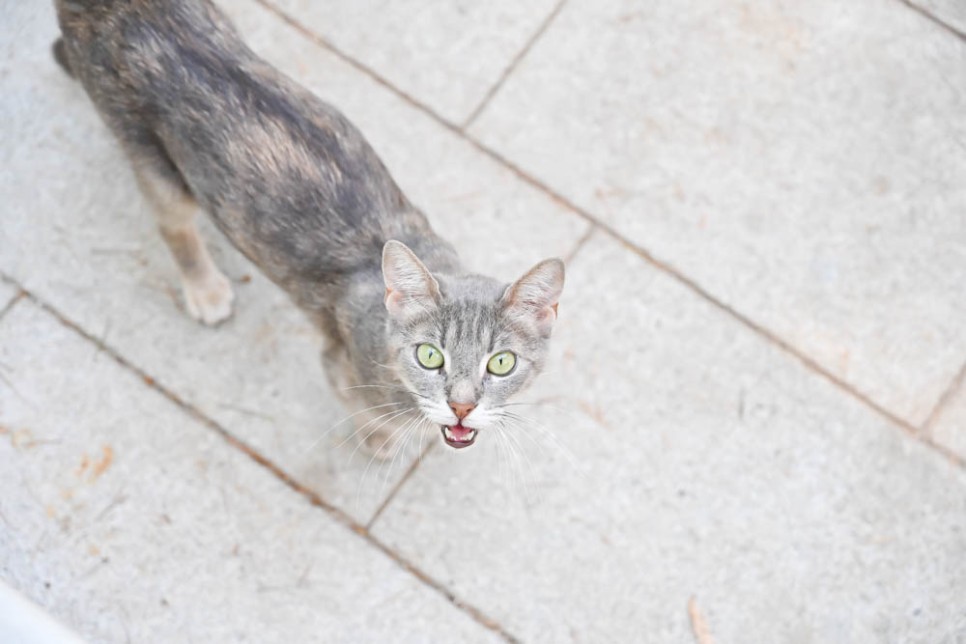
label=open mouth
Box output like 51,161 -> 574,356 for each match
441,424 -> 477,449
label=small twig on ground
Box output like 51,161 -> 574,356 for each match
688,596 -> 715,644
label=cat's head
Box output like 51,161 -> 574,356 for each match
382,240 -> 564,450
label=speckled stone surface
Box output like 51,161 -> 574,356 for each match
373,234 -> 966,643
930,375 -> 966,463
2,0 -> 965,641
0,300 -> 502,643
910,0 -> 966,33
266,0 -> 561,124
470,0 -> 966,428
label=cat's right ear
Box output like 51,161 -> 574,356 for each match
502,257 -> 565,338
382,240 -> 440,322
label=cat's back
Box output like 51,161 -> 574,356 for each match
57,0 -> 435,281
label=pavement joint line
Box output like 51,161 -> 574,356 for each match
254,0 -> 464,132
921,359 -> 966,438
562,224 -> 598,265
253,0 -> 966,473
366,441 -> 436,530
0,290 -> 26,324
602,225 -> 966,470
897,0 -> 966,41
460,0 -> 570,131
3,276 -> 522,644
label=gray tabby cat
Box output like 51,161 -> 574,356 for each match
53,0 -> 564,456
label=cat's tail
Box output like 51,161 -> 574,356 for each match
52,38 -> 75,78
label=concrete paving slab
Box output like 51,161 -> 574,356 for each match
372,233 -> 966,643
930,373 -> 966,461
470,0 -> 966,427
0,0 -> 588,523
910,0 -> 966,34
265,0 -> 560,124
0,299 -> 503,644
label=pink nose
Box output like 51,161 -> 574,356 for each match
449,402 -> 475,421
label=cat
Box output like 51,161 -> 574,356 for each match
52,0 -> 564,457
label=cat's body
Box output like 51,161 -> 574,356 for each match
54,0 -> 564,454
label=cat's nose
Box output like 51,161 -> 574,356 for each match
449,402 -> 476,421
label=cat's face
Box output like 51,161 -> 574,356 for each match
382,241 -> 564,450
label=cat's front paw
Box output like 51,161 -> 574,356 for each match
182,271 -> 235,326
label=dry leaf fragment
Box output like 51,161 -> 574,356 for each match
688,596 -> 715,644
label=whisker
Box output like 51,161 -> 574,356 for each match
305,401 -> 405,453
492,425 -> 513,491
369,360 -> 398,372
502,399 -> 599,440
513,420 -> 554,459
416,414 -> 428,459
502,397 -> 570,409
355,411 -> 420,504
341,383 -> 428,399
504,400 -> 589,427
507,415 -> 577,464
376,416 -> 422,500
341,407 -> 413,453
335,410 -> 399,452
502,410 -> 585,477
501,423 -> 536,504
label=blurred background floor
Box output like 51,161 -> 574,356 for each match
1,0 -> 965,642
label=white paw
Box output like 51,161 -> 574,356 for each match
183,271 -> 234,326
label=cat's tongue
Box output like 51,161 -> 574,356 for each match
441,424 -> 477,449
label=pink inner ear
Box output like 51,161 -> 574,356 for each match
385,288 -> 404,317
535,305 -> 557,336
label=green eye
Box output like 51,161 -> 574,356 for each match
416,343 -> 444,369
487,351 -> 516,376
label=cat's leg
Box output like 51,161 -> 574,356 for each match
54,22 -> 231,324
135,168 -> 235,325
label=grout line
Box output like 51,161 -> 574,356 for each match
254,0 -> 965,471
7,278 -> 521,644
0,290 -> 26,324
253,0 -> 463,132
563,225 -> 597,265
460,0 -> 569,131
366,441 -> 436,530
600,226 -> 964,469
897,0 -> 966,42
921,359 -> 966,438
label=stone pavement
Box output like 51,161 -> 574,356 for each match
1,1 -> 964,642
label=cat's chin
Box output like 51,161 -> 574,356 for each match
441,424 -> 477,449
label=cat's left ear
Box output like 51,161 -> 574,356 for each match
382,240 -> 441,322
502,258 -> 565,337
